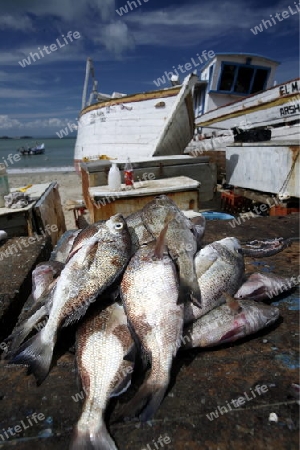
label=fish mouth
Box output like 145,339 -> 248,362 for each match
34,267 -> 54,276
264,308 -> 280,326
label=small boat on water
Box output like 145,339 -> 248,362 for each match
19,143 -> 45,155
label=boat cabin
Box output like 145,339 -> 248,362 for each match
193,53 -> 280,119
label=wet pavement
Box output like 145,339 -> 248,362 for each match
0,214 -> 299,450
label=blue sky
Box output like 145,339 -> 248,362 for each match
0,0 -> 299,136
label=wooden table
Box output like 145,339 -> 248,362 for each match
88,176 -> 200,222
0,183 -> 66,245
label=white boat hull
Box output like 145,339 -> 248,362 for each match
196,79 -> 300,138
226,142 -> 300,197
74,75 -> 197,172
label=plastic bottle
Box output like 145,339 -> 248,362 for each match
0,230 -> 7,241
124,157 -> 134,188
0,164 -> 9,208
108,163 -> 121,191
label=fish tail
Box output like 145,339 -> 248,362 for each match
70,422 -> 118,450
5,306 -> 48,354
117,378 -> 168,422
139,383 -> 168,422
9,331 -> 54,384
177,258 -> 202,307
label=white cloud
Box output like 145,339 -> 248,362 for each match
25,118 -> 72,128
0,0 -> 135,63
0,89 -> 50,99
0,115 -> 22,129
100,21 -> 135,55
0,14 -> 33,31
0,0 -> 116,22
124,0 -> 300,47
0,115 -> 75,130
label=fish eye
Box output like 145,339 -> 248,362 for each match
115,223 -> 123,230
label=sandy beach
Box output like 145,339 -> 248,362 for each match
7,171 -> 84,230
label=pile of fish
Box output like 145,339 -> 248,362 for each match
3,195 -> 297,450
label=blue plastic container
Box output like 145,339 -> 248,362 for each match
201,211 -> 235,220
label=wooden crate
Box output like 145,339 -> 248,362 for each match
80,156 -> 217,204
87,176 -> 200,222
269,205 -> 300,216
0,183 -> 66,245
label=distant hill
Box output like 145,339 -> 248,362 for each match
0,136 -> 33,139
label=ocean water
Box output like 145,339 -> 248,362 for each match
0,138 -> 76,173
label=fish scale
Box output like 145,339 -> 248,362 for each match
184,237 -> 245,324
183,299 -> 280,348
120,240 -> 183,422
10,214 -> 132,384
141,195 -> 200,305
71,303 -> 135,450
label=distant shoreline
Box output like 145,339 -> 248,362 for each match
6,166 -> 75,175
0,136 -> 76,140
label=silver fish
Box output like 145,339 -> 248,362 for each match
67,222 -> 105,260
71,302 -> 135,450
141,195 -> 201,306
125,210 -> 153,254
240,237 -> 297,257
182,211 -> 206,250
184,237 -> 245,323
5,261 -> 64,353
119,225 -> 183,421
234,272 -> 299,301
189,215 -> 206,250
32,261 -> 64,302
50,229 -> 81,263
183,297 -> 280,348
10,214 -> 132,383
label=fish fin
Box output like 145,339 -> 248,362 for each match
63,301 -> 92,327
219,325 -> 246,344
123,344 -> 136,363
5,305 -> 48,355
139,384 -> 168,422
71,422 -> 118,450
177,257 -> 202,307
224,293 -> 242,314
140,347 -> 152,371
154,223 -> 169,259
125,318 -> 149,369
110,367 -> 133,398
9,332 -> 54,384
179,279 -> 202,308
67,227 -> 101,263
237,286 -> 266,300
117,380 -> 167,422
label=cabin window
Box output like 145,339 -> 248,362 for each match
251,68 -> 269,93
193,86 -> 204,117
217,62 -> 270,95
219,64 -> 236,91
208,64 -> 214,89
234,66 -> 253,93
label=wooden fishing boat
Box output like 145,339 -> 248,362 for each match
74,59 -> 197,172
186,54 -> 299,154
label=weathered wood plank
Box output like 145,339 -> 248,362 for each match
34,182 -> 66,245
